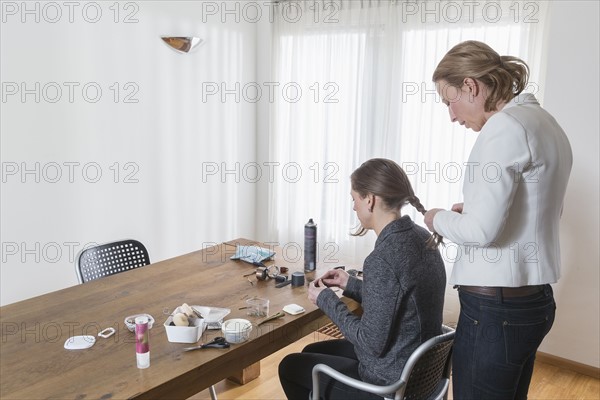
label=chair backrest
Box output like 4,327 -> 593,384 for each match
396,325 -> 455,400
311,325 -> 455,400
75,239 -> 150,283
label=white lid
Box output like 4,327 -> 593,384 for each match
135,316 -> 149,324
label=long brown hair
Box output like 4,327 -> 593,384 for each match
432,40 -> 529,112
350,158 -> 443,248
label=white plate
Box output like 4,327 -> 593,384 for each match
192,306 -> 231,329
283,304 -> 305,315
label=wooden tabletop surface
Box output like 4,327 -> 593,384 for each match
0,238 -> 359,399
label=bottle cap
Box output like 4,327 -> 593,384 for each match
135,316 -> 149,325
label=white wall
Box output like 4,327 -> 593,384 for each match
1,1 -> 258,304
536,0 -> 600,368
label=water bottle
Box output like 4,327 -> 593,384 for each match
304,218 -> 317,272
135,316 -> 150,369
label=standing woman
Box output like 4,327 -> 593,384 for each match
425,40 -> 572,399
279,158 -> 446,399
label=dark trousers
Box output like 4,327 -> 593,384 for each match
452,285 -> 556,400
278,339 -> 383,400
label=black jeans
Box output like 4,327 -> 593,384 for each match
452,285 -> 556,400
278,339 -> 383,400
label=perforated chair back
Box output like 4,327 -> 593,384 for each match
311,325 -> 455,400
401,326 -> 454,400
75,239 -> 150,283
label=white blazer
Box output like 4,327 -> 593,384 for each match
433,93 -> 573,287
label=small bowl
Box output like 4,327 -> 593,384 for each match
221,318 -> 252,344
124,314 -> 155,332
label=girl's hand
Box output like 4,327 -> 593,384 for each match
319,269 -> 350,290
308,279 -> 327,305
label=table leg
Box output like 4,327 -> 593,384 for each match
227,361 -> 261,385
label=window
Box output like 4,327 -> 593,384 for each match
267,0 -> 548,265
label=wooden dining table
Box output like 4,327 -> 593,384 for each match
0,238 -> 359,399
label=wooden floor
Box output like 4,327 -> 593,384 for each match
189,332 -> 600,400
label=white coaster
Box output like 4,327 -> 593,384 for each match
64,335 -> 96,350
283,304 -> 305,315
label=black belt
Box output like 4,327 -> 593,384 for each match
457,285 -> 545,298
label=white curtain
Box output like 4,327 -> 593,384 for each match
267,0 -> 548,267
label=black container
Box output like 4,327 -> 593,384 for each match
304,218 -> 317,272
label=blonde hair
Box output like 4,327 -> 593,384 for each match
350,158 -> 443,248
432,40 -> 530,112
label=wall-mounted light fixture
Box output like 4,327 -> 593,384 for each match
160,36 -> 203,54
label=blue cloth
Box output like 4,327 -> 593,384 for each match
229,245 -> 275,265
452,285 -> 555,399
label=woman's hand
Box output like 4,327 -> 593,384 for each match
451,202 -> 464,213
424,208 -> 444,232
425,203 -> 463,232
319,269 -> 350,290
308,279 -> 327,305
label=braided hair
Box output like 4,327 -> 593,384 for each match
350,158 -> 444,248
408,195 -> 444,248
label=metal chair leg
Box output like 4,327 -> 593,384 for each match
209,384 -> 218,400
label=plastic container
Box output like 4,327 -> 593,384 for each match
221,319 -> 252,344
164,307 -> 206,343
246,298 -> 269,317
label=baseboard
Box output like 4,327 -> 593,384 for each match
536,351 -> 600,379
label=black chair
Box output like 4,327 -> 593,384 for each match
75,239 -> 151,284
311,325 -> 455,400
